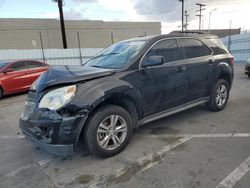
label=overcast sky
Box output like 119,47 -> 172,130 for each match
0,0 -> 249,33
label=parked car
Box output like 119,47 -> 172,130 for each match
19,32 -> 234,158
245,59 -> 250,78
0,60 -> 48,99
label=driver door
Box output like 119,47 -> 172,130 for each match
137,38 -> 189,117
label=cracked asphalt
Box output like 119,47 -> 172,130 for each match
0,64 -> 250,188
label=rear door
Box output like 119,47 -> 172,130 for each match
178,38 -> 213,101
26,61 -> 48,86
2,61 -> 29,94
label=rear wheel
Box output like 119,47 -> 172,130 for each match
248,74 -> 250,78
84,105 -> 133,158
207,79 -> 229,111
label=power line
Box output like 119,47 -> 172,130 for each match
196,3 -> 206,30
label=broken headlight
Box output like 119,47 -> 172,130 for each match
38,85 -> 77,110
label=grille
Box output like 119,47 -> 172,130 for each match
27,91 -> 39,102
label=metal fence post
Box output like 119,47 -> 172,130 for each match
228,20 -> 232,52
39,31 -> 46,62
77,32 -> 83,66
111,32 -> 114,44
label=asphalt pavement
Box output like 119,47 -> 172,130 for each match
0,64 -> 250,188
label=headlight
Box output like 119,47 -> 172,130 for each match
39,85 -> 76,110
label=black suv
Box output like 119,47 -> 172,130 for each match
19,32 -> 234,158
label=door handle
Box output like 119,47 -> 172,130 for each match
177,67 -> 186,73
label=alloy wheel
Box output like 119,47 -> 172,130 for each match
215,84 -> 228,107
96,115 -> 128,150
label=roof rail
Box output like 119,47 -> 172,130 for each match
170,30 -> 207,35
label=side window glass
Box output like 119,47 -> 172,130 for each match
181,38 -> 211,59
9,62 -> 26,71
146,39 -> 183,63
27,61 -> 44,69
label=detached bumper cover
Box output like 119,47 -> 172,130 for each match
19,105 -> 88,157
20,124 -> 74,157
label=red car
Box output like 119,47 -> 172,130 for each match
0,60 -> 49,99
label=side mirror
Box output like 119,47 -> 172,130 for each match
142,55 -> 165,68
3,68 -> 14,74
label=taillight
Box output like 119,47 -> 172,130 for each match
229,57 -> 234,65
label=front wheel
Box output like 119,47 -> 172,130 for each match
207,79 -> 229,111
84,105 -> 133,158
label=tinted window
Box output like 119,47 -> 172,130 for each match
9,62 -> 27,71
208,38 -> 228,53
181,38 -> 211,59
146,39 -> 183,63
208,38 -> 228,55
26,61 -> 46,69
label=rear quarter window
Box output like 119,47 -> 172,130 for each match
207,38 -> 229,55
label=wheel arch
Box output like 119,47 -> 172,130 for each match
75,93 -> 142,147
89,93 -> 141,128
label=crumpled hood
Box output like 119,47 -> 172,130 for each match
32,65 -> 116,92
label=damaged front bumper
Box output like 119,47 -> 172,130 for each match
19,100 -> 88,157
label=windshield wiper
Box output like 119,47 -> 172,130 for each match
91,65 -> 103,68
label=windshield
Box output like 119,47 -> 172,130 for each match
85,40 -> 146,69
0,62 -> 8,69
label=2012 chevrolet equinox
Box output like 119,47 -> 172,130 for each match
19,32 -> 234,158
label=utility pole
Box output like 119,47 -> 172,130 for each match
184,10 -> 189,31
179,0 -> 184,31
53,0 -> 67,49
196,3 -> 206,30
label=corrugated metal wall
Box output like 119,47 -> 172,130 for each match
221,33 -> 250,63
0,48 -> 103,65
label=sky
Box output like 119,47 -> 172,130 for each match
0,0 -> 249,33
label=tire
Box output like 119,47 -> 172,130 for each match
248,74 -> 250,78
84,105 -> 133,158
207,79 -> 229,112
0,88 -> 3,99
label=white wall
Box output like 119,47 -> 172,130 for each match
0,48 -> 103,65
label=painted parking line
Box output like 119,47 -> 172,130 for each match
89,135 -> 193,188
216,156 -> 250,188
5,158 -> 52,177
151,133 -> 250,138
0,135 -> 25,139
89,133 -> 250,187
